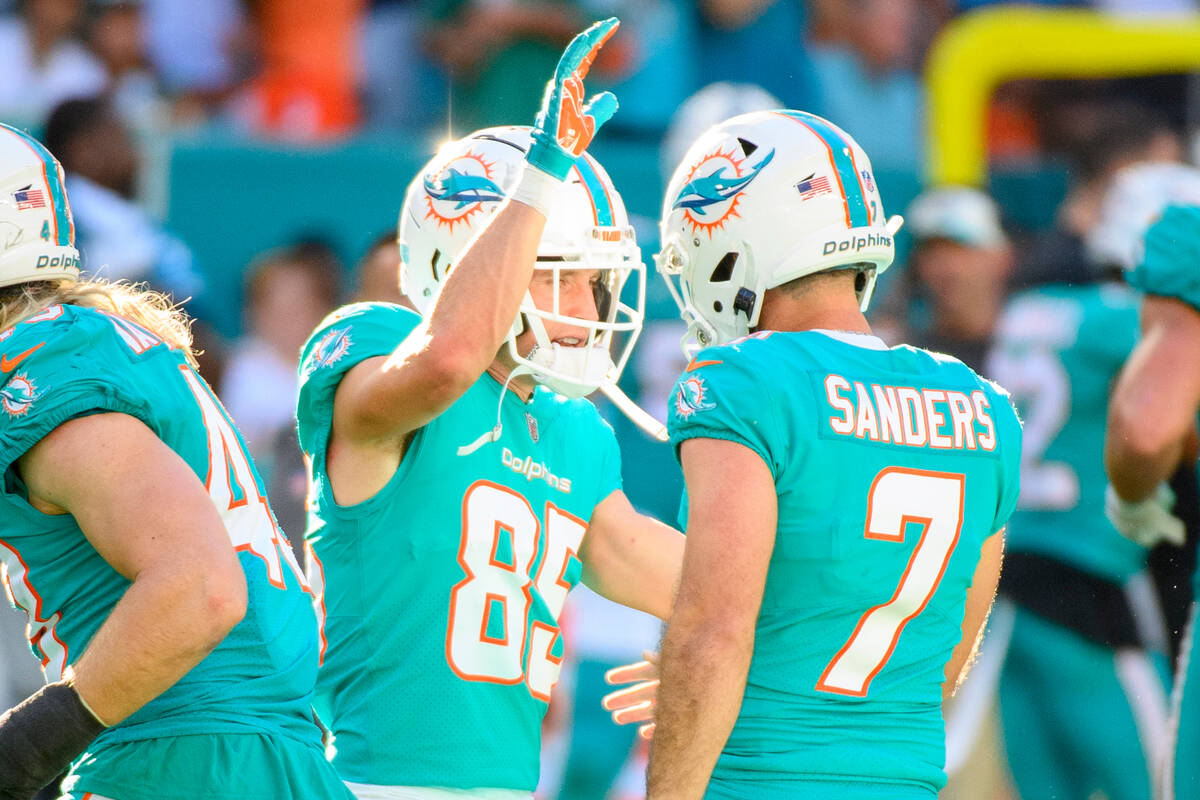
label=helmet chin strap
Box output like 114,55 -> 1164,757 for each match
518,298 -> 614,398
455,362 -> 538,457
459,281 -> 654,452
457,296 -> 543,457
524,343 -> 612,398
601,382 -> 668,442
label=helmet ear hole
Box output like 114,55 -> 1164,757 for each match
430,249 -> 441,280
710,252 -> 738,283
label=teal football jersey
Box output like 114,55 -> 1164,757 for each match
668,330 -> 1021,796
297,303 -> 623,790
987,283 -> 1144,581
0,305 -> 324,746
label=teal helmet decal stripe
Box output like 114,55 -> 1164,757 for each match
775,111 -> 870,229
2,124 -> 73,246
572,155 -> 615,227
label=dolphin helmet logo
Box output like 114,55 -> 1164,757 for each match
423,169 -> 505,209
423,150 -> 505,232
672,147 -> 774,237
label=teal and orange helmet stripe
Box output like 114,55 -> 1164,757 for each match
571,153 -> 615,227
1,123 -> 74,247
774,111 -> 872,228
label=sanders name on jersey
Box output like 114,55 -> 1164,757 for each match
823,374 -> 997,451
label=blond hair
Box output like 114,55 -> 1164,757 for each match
0,278 -> 197,367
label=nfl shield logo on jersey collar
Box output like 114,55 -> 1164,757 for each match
525,411 -> 539,443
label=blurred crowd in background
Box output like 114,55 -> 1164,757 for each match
2,0 -> 1200,798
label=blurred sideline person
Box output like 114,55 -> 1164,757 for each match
295,20 -> 684,799
609,110 -> 1021,799
351,232 -> 413,309
900,186 -> 1012,375
222,244 -> 341,460
985,163 -> 1188,800
0,123 -> 351,798
1105,168 -> 1200,800
43,97 -> 207,316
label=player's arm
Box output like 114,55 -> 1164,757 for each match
0,413 -> 247,795
942,528 -> 1004,701
333,200 -> 548,445
1106,295 -> 1200,502
646,438 -> 777,799
332,19 -> 620,448
580,489 -> 684,621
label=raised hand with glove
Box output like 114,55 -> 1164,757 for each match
1105,482 -> 1186,547
510,17 -> 620,218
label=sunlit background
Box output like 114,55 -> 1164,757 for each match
2,1 -> 1200,798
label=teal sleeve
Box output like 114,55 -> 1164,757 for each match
0,323 -> 157,482
989,386 -> 1024,534
0,375 -> 152,481
666,348 -> 780,478
295,302 -> 422,460
1128,204 -> 1200,311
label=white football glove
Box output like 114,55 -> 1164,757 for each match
1105,483 -> 1186,547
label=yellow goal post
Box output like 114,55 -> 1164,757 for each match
926,7 -> 1200,186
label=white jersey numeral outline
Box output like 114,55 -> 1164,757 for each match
446,480 -> 586,699
179,366 -> 308,592
817,467 -> 965,697
0,540 -> 68,680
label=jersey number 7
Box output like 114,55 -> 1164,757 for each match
817,467 -> 965,697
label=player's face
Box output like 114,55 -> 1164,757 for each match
523,267 -> 605,347
915,241 -> 1002,304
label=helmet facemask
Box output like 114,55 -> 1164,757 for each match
509,223 -> 645,398
656,233 -> 756,360
400,126 -> 647,398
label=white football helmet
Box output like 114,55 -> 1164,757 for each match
660,82 -> 782,185
0,123 -> 80,289
1087,161 -> 1200,271
657,110 -> 901,355
399,126 -> 644,398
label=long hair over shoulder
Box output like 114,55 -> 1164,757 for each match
0,278 -> 198,367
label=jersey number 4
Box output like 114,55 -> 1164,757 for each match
446,480 -> 586,701
181,366 -> 307,591
817,467 -> 965,697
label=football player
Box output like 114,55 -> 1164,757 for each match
621,110 -> 1021,799
987,164 -> 1194,800
0,125 -> 351,798
1105,166 -> 1200,800
294,19 -> 683,799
